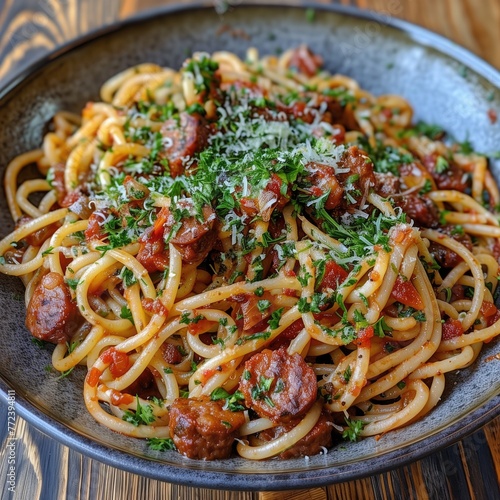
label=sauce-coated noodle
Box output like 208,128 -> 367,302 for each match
1,46 -> 499,460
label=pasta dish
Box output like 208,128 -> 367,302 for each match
1,46 -> 499,460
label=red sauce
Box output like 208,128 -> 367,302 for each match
480,301 -> 497,319
86,367 -> 102,387
188,318 -> 214,336
317,260 -> 348,291
136,226 -> 170,272
85,212 -> 106,241
390,276 -> 424,310
142,298 -> 169,316
100,347 -> 131,377
201,368 -> 217,382
110,389 -> 135,406
442,319 -> 463,340
486,309 -> 500,328
161,343 -> 183,364
354,325 -> 374,348
281,319 -> 305,340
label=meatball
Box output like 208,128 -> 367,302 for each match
168,396 -> 245,460
239,346 -> 317,423
26,272 -> 80,344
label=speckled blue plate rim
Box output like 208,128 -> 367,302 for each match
0,384 -> 499,490
0,1 -> 499,491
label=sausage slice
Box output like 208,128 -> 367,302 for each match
26,272 -> 80,344
239,346 -> 317,423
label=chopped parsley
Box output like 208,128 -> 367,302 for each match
399,121 -> 444,140
56,340 -> 80,379
120,268 -> 137,287
210,387 -> 246,412
65,278 -> 80,290
435,156 -> 449,173
236,331 -> 271,345
147,437 -> 176,451
122,396 -> 155,426
257,299 -> 272,312
342,417 -> 365,442
419,179 -> 433,194
358,137 -> 414,176
373,316 -> 392,338
268,308 -> 284,330
120,306 -> 135,324
179,311 -> 205,325
342,365 -> 352,383
250,375 -> 275,407
183,56 -> 219,95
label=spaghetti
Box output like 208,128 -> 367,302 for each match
1,46 -> 500,460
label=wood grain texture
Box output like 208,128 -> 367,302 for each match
115,0 -> 500,69
0,1 -> 499,499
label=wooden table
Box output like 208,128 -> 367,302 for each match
0,1 -> 498,499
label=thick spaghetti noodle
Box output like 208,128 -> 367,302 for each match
1,46 -> 500,460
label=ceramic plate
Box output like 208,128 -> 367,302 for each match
0,2 -> 499,491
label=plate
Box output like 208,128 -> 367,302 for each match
0,2 -> 499,491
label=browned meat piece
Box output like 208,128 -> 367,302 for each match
15,216 -> 59,247
239,346 -> 317,423
395,194 -> 440,228
164,204 -> 217,265
303,162 -> 344,210
428,226 -> 473,268
450,284 -> 465,301
160,342 -> 183,364
279,95 -> 343,125
336,146 -> 376,208
238,174 -> 290,222
231,292 -> 275,331
169,396 -> 245,460
258,411 -> 334,459
138,202 -> 216,270
287,45 -> 323,77
160,112 -> 210,177
422,153 -> 469,192
374,172 -> 401,198
136,226 -> 169,272
26,272 -> 80,344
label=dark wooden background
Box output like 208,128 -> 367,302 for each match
0,1 -> 498,499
